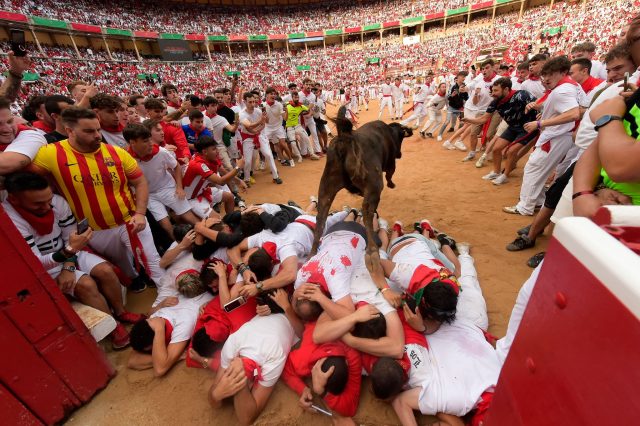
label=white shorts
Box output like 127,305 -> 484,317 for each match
463,108 -> 484,119
48,251 -> 106,296
148,186 -> 192,221
263,126 -> 286,142
188,185 -> 229,218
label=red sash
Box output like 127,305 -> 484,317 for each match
240,131 -> 260,149
295,217 -> 316,231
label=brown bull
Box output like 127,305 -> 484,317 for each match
311,106 -> 412,301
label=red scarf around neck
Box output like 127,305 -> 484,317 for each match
528,75 -> 540,81
497,90 -> 517,106
580,76 -> 604,94
128,143 -> 160,162
205,111 -> 217,119
266,100 -> 275,106
102,123 -> 125,133
536,75 -> 577,104
8,198 -> 55,235
483,73 -> 496,82
167,101 -> 181,109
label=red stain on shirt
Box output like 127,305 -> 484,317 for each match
351,236 -> 359,248
340,256 -> 352,266
330,269 -> 336,276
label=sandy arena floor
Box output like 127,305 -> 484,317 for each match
65,102 -> 545,426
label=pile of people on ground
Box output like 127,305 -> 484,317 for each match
0,5 -> 638,425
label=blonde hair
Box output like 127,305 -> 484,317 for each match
176,272 -> 206,298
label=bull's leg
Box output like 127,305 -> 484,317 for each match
311,173 -> 343,256
361,182 -> 387,291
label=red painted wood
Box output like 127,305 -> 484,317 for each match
487,237 -> 640,425
0,383 -> 43,426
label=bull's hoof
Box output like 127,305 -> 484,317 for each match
387,181 -> 396,189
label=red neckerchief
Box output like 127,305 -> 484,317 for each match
101,123 -> 125,133
517,78 -> 525,83
205,111 -> 217,119
483,73 -> 496,82
497,90 -> 517,106
0,143 -> 7,152
395,82 -> 401,87
528,75 -> 540,81
8,198 -> 55,235
437,89 -> 446,97
302,89 -> 311,96
536,75 -> 578,104
32,120 -> 54,133
266,100 -> 275,106
128,143 -> 160,162
167,101 -> 181,109
580,75 -> 604,94
189,124 -> 205,136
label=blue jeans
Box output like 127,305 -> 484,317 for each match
438,109 -> 462,137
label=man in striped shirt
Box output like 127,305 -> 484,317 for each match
32,107 -> 163,292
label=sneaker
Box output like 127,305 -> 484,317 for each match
506,235 -> 535,251
419,131 -> 426,138
442,140 -> 456,150
117,311 -> 146,324
527,252 -> 546,268
378,218 -> 389,231
129,276 -> 147,293
392,221 -> 404,236
244,179 -> 251,188
457,242 -> 471,256
461,151 -> 476,162
289,159 -> 296,167
517,224 -> 532,236
437,135 -> 443,142
437,233 -> 457,251
310,154 -> 320,160
454,140 -> 467,151
502,205 -> 532,216
417,219 -> 436,238
238,200 -> 247,211
426,132 -> 433,138
259,161 -> 265,170
492,174 -> 509,185
475,153 -> 487,168
297,155 -> 303,163
411,124 -> 419,130
280,159 -> 288,166
288,200 -> 302,208
111,323 -> 130,350
482,171 -> 501,180
448,128 -> 454,132
273,177 -> 283,184
249,176 -> 256,185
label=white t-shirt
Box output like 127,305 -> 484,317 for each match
153,242 -> 204,307
135,147 -> 177,193
151,292 -> 214,344
537,81 -> 580,146
294,230 -> 365,301
4,129 -> 47,160
239,108 -> 264,135
247,218 -> 314,262
391,84 -> 407,100
263,101 -> 285,128
208,114 -> 231,148
427,93 -> 447,111
590,60 -> 607,81
380,83 -> 393,96
464,74 -> 499,111
101,130 -> 127,149
414,319 -> 500,416
221,314 -> 297,387
298,91 -> 317,121
349,261 -> 395,315
521,78 -> 546,99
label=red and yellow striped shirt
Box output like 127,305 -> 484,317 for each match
33,140 -> 143,230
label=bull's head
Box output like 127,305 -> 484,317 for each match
388,123 -> 412,159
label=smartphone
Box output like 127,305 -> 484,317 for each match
224,296 -> 246,312
623,72 -> 630,92
77,218 -> 89,234
310,404 -> 332,417
10,29 -> 26,57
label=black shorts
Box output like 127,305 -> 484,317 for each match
500,126 -> 538,145
544,162 -> 576,209
326,221 -> 381,247
314,117 -> 326,133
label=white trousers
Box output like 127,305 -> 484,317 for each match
303,116 -> 321,153
516,134 -> 573,215
378,96 -> 394,118
420,108 -> 444,133
495,263 -> 542,365
394,98 -> 404,118
456,253 -> 489,331
287,125 -> 313,156
400,103 -> 426,127
89,223 -> 164,286
242,134 -> 279,180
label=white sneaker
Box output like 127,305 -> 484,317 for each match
482,171 -> 501,180
475,153 -> 487,168
259,161 -> 266,170
437,135 -> 442,142
442,140 -> 456,150
457,242 -> 471,256
310,154 -> 320,160
310,195 -> 318,204
492,174 -> 509,185
378,218 -> 389,231
297,155 -> 303,163
454,140 -> 467,151
462,151 -> 476,162
289,159 -> 296,167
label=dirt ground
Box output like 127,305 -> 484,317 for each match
65,102 -> 545,426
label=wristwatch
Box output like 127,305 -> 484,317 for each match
234,166 -> 241,173
62,265 -> 76,273
594,115 -> 622,131
256,281 -> 264,292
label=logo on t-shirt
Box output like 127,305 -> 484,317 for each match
201,164 -> 210,173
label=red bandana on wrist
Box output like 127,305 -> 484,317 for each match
128,143 -> 160,162
8,199 -> 55,235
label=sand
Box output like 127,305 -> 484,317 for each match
65,102 -> 545,426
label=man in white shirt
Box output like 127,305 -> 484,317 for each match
391,77 -> 408,120
91,93 -> 128,149
400,76 -> 430,129
204,96 -> 238,171
298,78 -> 323,156
569,58 -> 607,105
378,76 -> 394,120
511,62 -> 529,90
504,56 -> 582,216
521,54 -> 547,99
211,313 -> 298,424
239,92 -> 282,186
571,41 -> 608,80
262,87 -> 295,167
